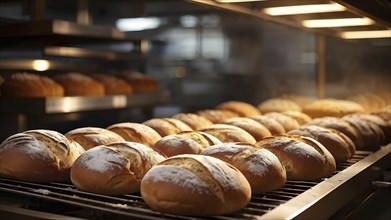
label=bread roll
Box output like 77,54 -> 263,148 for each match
199,124 -> 257,144
71,142 -> 165,195
140,154 -> 251,216
201,142 -> 286,193
196,109 -> 239,123
0,129 -> 84,182
91,74 -> 133,95
287,125 -> 355,162
265,112 -> 300,132
143,118 -> 193,137
249,115 -> 286,135
222,117 -> 272,141
153,131 -> 222,157
257,98 -> 302,113
65,127 -> 125,150
255,135 -> 336,180
118,71 -> 160,93
281,111 -> 312,125
172,113 -> 213,130
303,99 -> 365,118
1,72 -> 64,97
52,72 -> 105,96
106,122 -> 162,147
216,101 -> 261,117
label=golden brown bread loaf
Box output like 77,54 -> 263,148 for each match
52,72 -> 105,96
255,135 -> 336,180
249,115 -> 286,135
143,118 -> 193,137
303,99 -> 365,118
281,111 -> 312,125
196,109 -> 239,123
65,127 -> 125,150
371,110 -> 391,124
0,129 -> 84,182
279,94 -> 314,108
71,142 -> 165,195
347,93 -> 387,113
257,98 -> 302,113
91,74 -> 133,95
345,113 -> 390,143
140,154 -> 251,216
152,131 -> 222,157
199,124 -> 257,144
1,72 -> 64,97
106,122 -> 162,147
287,125 -> 355,162
118,71 -> 160,93
215,101 -> 261,117
222,117 -> 272,141
172,113 -> 213,130
264,112 -> 300,132
201,142 -> 286,193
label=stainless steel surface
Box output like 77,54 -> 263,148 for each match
0,91 -> 170,114
0,59 -> 99,72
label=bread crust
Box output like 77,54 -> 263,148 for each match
222,117 -> 272,141
143,118 -> 193,137
216,101 -> 261,117
172,113 -> 213,130
199,124 -> 257,144
249,115 -> 286,135
91,74 -> 133,95
65,127 -> 125,150
196,109 -> 239,123
107,122 -> 161,147
53,72 -> 105,96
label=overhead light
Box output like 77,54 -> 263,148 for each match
116,17 -> 161,32
302,18 -> 374,28
32,60 -> 50,71
263,3 -> 346,16
216,0 -> 266,3
340,30 -> 391,39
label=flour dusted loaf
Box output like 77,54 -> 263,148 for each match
52,72 -> 105,96
153,131 -> 222,157
216,101 -> 261,117
91,74 -> 133,95
65,127 -> 125,150
196,109 -> 239,123
255,135 -> 336,180
199,124 -> 257,144
71,142 -> 165,195
1,72 -> 64,97
172,113 -> 213,130
140,154 -> 251,216
0,129 -> 84,182
248,115 -> 286,135
143,118 -> 193,137
201,142 -> 286,193
107,122 -> 162,147
222,117 -> 272,141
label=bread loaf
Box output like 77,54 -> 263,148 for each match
0,129 -> 84,182
201,142 -> 286,193
199,124 -> 257,144
65,127 -> 125,150
118,71 -> 159,93
196,109 -> 239,123
287,125 -> 355,162
248,115 -> 286,135
281,111 -> 312,125
264,112 -> 300,132
303,99 -> 365,118
106,122 -> 161,147
143,118 -> 193,137
257,98 -> 302,113
346,113 -> 390,143
216,101 -> 261,117
91,74 -> 133,95
1,72 -> 64,97
347,93 -> 387,113
172,113 -> 213,130
71,142 -> 165,195
153,131 -> 222,157
140,154 -> 251,216
279,94 -> 314,108
52,72 -> 105,96
222,117 -> 272,141
255,135 -> 336,180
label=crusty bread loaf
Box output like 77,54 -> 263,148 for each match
52,72 -> 105,96
117,71 -> 160,93
287,125 -> 355,162
303,99 -> 365,118
347,93 -> 387,113
249,115 -> 286,135
140,154 -> 251,216
255,135 -> 336,180
199,124 -> 257,144
281,111 -> 312,125
153,131 -> 222,157
91,74 -> 133,95
71,142 -> 165,195
257,98 -> 302,113
0,129 -> 84,182
201,142 -> 286,193
222,117 -> 272,141
196,109 -> 239,123
371,110 -> 391,124
143,118 -> 193,137
172,113 -> 213,130
1,72 -> 64,97
216,101 -> 261,117
279,94 -> 314,108
345,113 -> 390,144
106,122 -> 162,147
65,127 -> 125,150
265,112 -> 300,132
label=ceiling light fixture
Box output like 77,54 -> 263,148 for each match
216,0 -> 266,3
340,30 -> 391,39
302,18 -> 374,28
263,3 -> 346,16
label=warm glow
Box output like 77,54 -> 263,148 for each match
116,17 -> 161,31
263,3 -> 346,16
32,60 -> 50,71
216,0 -> 266,2
302,18 -> 374,28
340,30 -> 391,39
